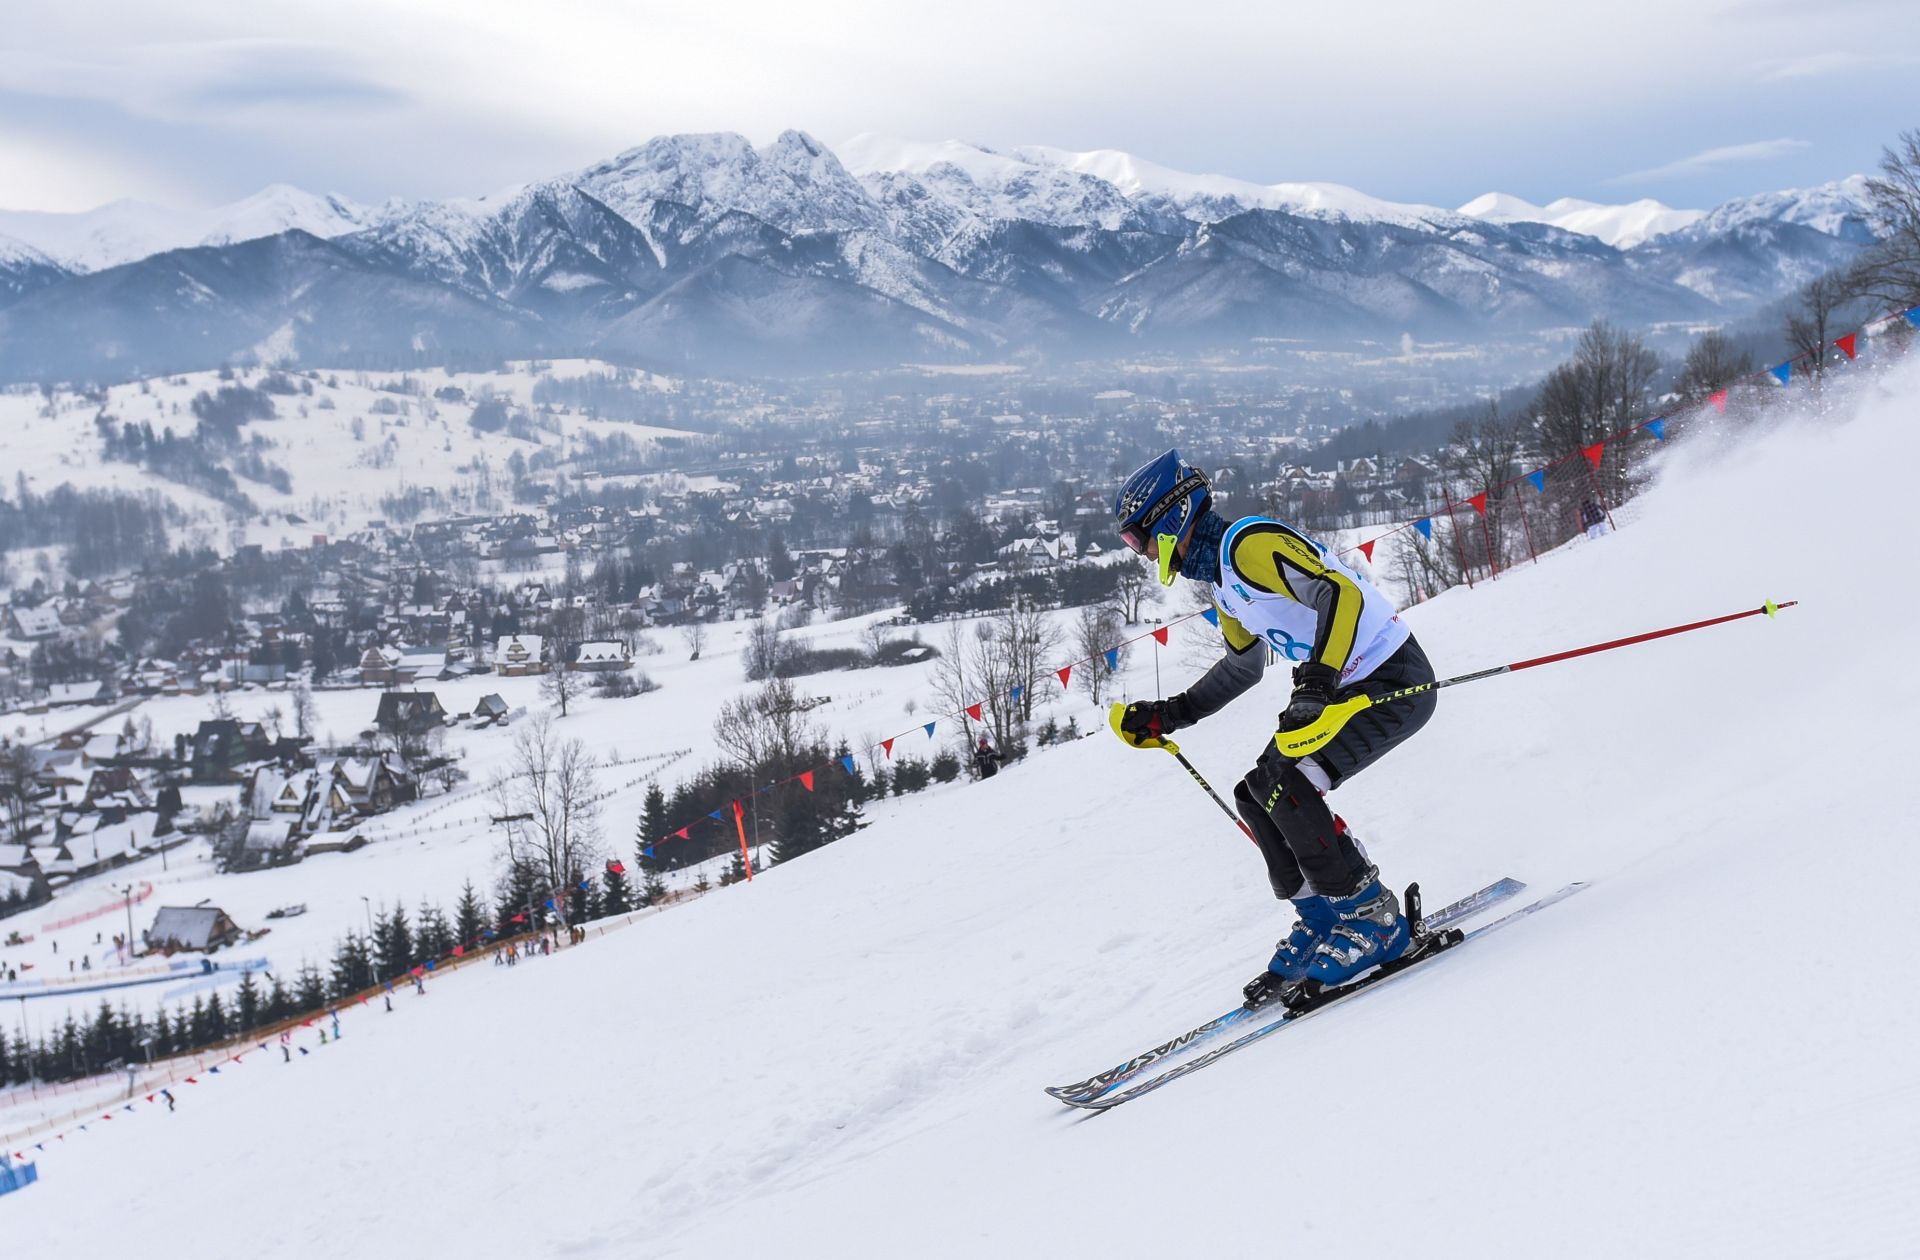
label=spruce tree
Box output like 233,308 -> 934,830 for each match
602,862 -> 633,915
692,868 -> 711,894
152,1008 -> 175,1058
188,996 -> 210,1047
265,974 -> 292,1022
295,961 -> 327,1013
639,781 -> 670,875
642,866 -> 669,907
205,992 -> 231,1043
236,969 -> 262,1031
376,904 -> 413,979
415,899 -> 453,964
453,879 -> 487,948
329,933 -> 373,998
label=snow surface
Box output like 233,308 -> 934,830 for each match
1457,192 -> 1705,248
842,133 -> 1462,228
0,360 -> 692,564
8,363 -> 1920,1257
0,186 -> 376,272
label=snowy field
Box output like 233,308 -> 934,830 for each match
7,358 -> 1920,1257
0,358 -> 692,563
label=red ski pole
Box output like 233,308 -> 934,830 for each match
1276,600 -> 1799,758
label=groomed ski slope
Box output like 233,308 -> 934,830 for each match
12,364 -> 1920,1259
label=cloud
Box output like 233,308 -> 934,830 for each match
1750,51 -> 1919,81
0,39 -> 407,121
1607,138 -> 1810,185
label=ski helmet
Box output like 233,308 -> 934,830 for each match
1113,449 -> 1210,585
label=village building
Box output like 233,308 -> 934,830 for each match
144,905 -> 241,954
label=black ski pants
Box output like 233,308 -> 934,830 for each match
1233,633 -> 1438,900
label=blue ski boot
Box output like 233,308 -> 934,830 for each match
1305,877 -> 1410,987
1242,895 -> 1337,1006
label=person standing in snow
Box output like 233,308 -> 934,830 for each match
972,734 -> 1003,780
1580,499 -> 1609,541
1110,450 -> 1440,996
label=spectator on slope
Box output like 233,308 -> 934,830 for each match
1580,498 -> 1610,541
1111,449 -> 1438,998
972,735 -> 1003,781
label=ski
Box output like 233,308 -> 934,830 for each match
1044,877 -> 1527,1105
1057,880 -> 1588,1112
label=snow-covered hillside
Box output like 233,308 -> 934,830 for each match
0,187 -> 377,272
7,355 -> 1918,1257
0,359 -> 690,560
1457,191 -> 1706,248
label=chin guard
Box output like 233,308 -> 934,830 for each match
1155,531 -> 1179,586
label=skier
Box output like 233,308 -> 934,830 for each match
1110,450 -> 1440,997
1580,498 -> 1609,541
972,734 -> 1003,780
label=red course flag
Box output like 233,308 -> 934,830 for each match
412,966 -> 425,977
1056,665 -> 1072,687
675,827 -> 689,840
1709,389 -> 1728,414
1582,442 -> 1605,470
1467,491 -> 1488,516
966,702 -> 983,721
800,770 -> 815,792
881,738 -> 895,757
1357,539 -> 1377,563
1152,626 -> 1169,645
185,1077 -> 198,1085
511,913 -> 526,923
452,944 -> 465,956
1835,332 -> 1857,360
606,859 -> 626,875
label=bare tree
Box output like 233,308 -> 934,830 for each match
1075,604 -> 1125,707
1785,270 -> 1852,386
264,704 -> 285,742
292,682 -> 317,740
1109,556 -> 1152,623
712,677 -> 820,776
491,714 -> 602,892
1853,127 -> 1920,308
1442,400 -> 1527,572
0,743 -> 37,842
743,616 -> 789,681
681,620 -> 706,661
542,633 -> 581,718
1677,329 -> 1755,403
1535,319 -> 1660,503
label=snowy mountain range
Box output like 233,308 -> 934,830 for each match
0,131 -> 1875,380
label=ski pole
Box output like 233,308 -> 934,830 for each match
1275,598 -> 1799,758
1106,704 -> 1259,845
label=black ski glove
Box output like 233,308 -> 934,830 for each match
1117,695 -> 1194,747
1278,662 -> 1342,733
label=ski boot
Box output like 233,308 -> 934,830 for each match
1304,876 -> 1410,988
1241,894 -> 1337,1008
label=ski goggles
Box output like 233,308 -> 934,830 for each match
1116,471 -> 1207,555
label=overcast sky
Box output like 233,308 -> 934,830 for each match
3,0 -> 1915,214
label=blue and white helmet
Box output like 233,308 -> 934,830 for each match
1114,449 -> 1210,582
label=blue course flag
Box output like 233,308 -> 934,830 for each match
925,722 -> 936,738
544,898 -> 556,910
1414,517 -> 1433,540
841,754 -> 856,774
1104,647 -> 1120,671
1906,306 -> 1920,328
578,879 -> 591,890
1203,606 -> 1220,626
1010,685 -> 1023,703
1770,361 -> 1792,385
1526,470 -> 1546,493
209,1066 -> 220,1074
425,959 -> 436,971
642,845 -> 654,859
1646,418 -> 1666,441
709,809 -> 724,821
